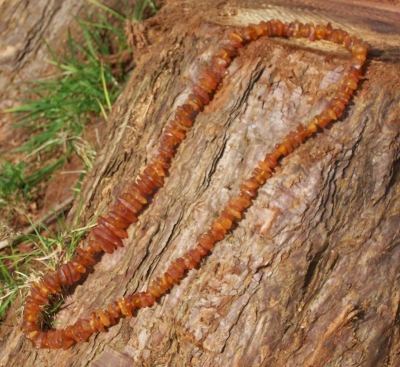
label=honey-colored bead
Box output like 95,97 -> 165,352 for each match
97,309 -> 111,327
228,31 -> 244,47
276,143 -> 288,156
217,215 -> 233,230
151,155 -> 170,170
344,78 -> 358,90
241,26 -> 259,41
315,24 -> 326,39
182,252 -> 198,269
228,198 -> 245,213
252,167 -> 271,184
215,48 -> 232,65
98,216 -> 128,239
115,200 -> 139,223
224,205 -> 241,219
343,35 -> 359,50
307,121 -> 318,134
273,19 -> 285,36
193,85 -> 211,105
237,194 -> 252,208
242,178 -> 259,191
71,259 -> 86,274
87,240 -> 103,253
186,93 -> 203,111
198,233 -> 217,250
195,244 -> 209,256
189,248 -> 203,263
211,219 -> 227,235
93,225 -> 123,248
240,185 -> 257,199
283,137 -> 294,154
67,262 -> 82,282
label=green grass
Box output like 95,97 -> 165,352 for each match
1,0 -> 157,211
0,0 -> 157,323
0,203 -> 96,321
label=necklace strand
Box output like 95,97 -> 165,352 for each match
21,19 -> 369,350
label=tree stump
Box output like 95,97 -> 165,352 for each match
1,0 -> 400,366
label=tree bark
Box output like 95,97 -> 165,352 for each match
1,0 -> 400,366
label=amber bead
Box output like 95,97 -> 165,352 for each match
325,23 -> 333,39
227,198 -> 244,213
140,292 -> 156,307
331,99 -> 346,116
194,244 -> 208,257
167,262 -> 185,280
98,216 -> 128,239
219,43 -> 239,57
100,215 -> 127,233
274,19 -> 286,36
193,85 -> 211,105
276,143 -> 288,156
165,125 -> 186,142
211,218 -> 228,235
174,115 -> 192,130
93,225 -> 123,247
221,208 -> 235,222
159,144 -> 176,160
218,215 -> 233,230
252,167 -> 271,185
162,271 -> 177,287
151,154 -> 170,169
209,62 -> 228,78
182,252 -> 199,269
307,121 -> 318,135
264,153 -> 278,168
308,23 -> 317,41
115,297 -> 131,317
144,166 -> 164,187
87,239 -> 103,254
32,332 -> 49,349
187,93 -> 203,111
282,137 -> 294,154
236,194 -> 251,209
239,26 -> 258,41
149,162 -> 166,178
71,259 -> 86,274
47,330 -> 63,349
344,78 -> 358,90
228,31 -> 244,47
148,278 -> 165,297
314,24 -> 326,39
288,21 -> 302,38
198,233 -> 217,250
115,199 -> 139,223
211,54 -> 229,68
343,35 -> 359,50
224,204 -> 242,219
67,261 -> 82,282
315,112 -> 329,129
285,133 -> 298,150
92,232 -> 116,254
155,276 -> 171,294
42,274 -> 61,294
176,104 -> 195,117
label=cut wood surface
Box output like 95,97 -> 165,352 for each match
1,0 -> 400,366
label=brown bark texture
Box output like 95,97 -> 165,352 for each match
1,0 -> 400,366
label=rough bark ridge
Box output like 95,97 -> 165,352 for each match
1,0 -> 400,366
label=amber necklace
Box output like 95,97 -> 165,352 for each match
21,19 -> 369,350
